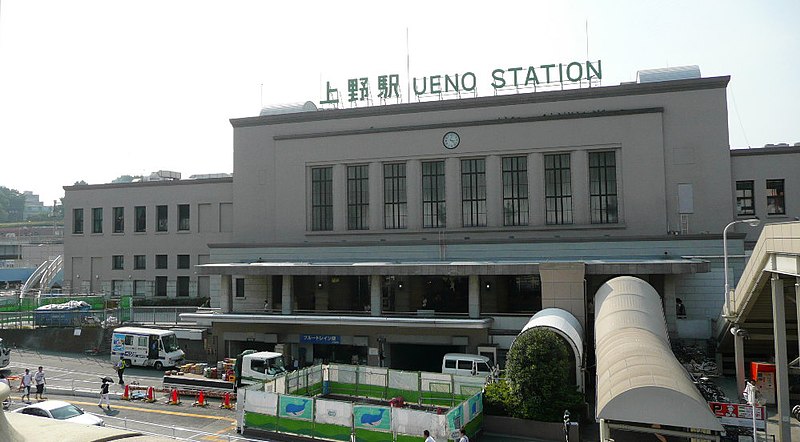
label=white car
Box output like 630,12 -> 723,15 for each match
13,400 -> 104,426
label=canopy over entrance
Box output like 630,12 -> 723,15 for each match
594,276 -> 723,432
513,308 -> 585,392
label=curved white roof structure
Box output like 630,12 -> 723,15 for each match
513,308 -> 585,392
594,276 -> 723,432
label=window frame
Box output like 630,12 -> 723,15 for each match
134,206 -> 146,232
383,162 -> 407,229
544,153 -> 573,225
311,167 -> 333,231
235,278 -> 245,298
502,156 -> 529,226
422,160 -> 446,229
178,204 -> 190,231
155,254 -> 168,270
766,179 -> 786,215
133,255 -> 146,270
91,207 -> 103,234
156,205 -> 168,232
736,180 -> 755,216
155,276 -> 168,297
177,254 -> 190,270
461,158 -> 487,227
112,255 -> 124,270
589,151 -> 619,224
72,208 -> 84,234
347,165 -> 369,230
112,207 -> 124,233
176,276 -> 190,297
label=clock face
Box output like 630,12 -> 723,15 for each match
443,131 -> 460,149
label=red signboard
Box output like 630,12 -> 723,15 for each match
709,402 -> 766,429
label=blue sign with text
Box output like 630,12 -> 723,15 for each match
300,334 -> 341,345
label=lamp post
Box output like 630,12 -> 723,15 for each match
723,218 -> 759,317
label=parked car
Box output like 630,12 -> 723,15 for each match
13,400 -> 104,426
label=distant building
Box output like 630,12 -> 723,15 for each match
22,191 -> 49,220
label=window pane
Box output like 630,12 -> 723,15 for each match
178,204 -> 190,231
502,156 -> 528,226
113,207 -> 124,233
156,205 -> 168,232
311,167 -> 333,231
347,165 -> 369,230
383,163 -> 407,229
461,159 -> 486,227
422,161 -> 446,228
135,206 -> 146,232
766,179 -> 785,215
544,154 -> 573,225
589,151 -> 619,224
92,208 -> 103,233
72,209 -> 84,234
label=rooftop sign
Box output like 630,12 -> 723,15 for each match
320,59 -> 602,107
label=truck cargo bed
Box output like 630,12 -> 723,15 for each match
163,373 -> 235,393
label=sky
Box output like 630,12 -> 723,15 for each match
0,1 -> 798,205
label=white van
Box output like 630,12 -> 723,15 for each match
111,326 -> 185,370
0,338 -> 10,369
441,353 -> 493,377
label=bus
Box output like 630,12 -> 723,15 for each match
111,327 -> 185,370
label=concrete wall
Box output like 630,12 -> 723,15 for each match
63,179 -> 233,297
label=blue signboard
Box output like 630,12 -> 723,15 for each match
300,334 -> 341,345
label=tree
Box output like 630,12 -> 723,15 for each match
0,186 -> 25,223
73,180 -> 88,186
111,175 -> 142,183
505,328 -> 584,422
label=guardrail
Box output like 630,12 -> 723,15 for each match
98,414 -> 258,441
0,306 -> 197,329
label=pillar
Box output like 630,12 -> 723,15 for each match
282,274 -> 293,315
734,328 -> 745,400
220,275 -> 231,314
771,273 -> 791,442
370,275 -> 381,317
468,275 -> 480,319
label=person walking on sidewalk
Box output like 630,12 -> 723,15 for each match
19,368 -> 32,403
115,358 -> 126,385
33,366 -> 46,401
98,378 -> 111,410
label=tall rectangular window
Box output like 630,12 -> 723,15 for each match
178,204 -> 190,231
461,158 -> 486,227
766,179 -> 786,215
155,276 -> 167,297
384,163 -> 407,229
177,276 -> 190,297
589,151 -> 619,224
311,167 -> 333,231
134,255 -> 146,270
72,209 -> 84,234
113,207 -> 124,233
112,255 -> 124,270
235,278 -> 245,298
92,207 -> 103,233
156,205 -> 168,232
177,254 -> 190,269
422,161 -> 446,228
134,206 -> 146,232
155,254 -> 168,269
736,180 -> 755,216
502,156 -> 529,226
544,153 -> 573,225
347,165 -> 369,230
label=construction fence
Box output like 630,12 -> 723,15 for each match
239,363 -> 484,441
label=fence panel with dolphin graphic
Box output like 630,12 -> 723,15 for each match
238,363 -> 484,441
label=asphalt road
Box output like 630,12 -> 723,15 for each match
3,348 -> 250,441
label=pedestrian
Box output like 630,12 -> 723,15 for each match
98,378 -> 111,410
0,374 -> 9,410
34,366 -> 46,401
423,429 -> 436,442
457,427 -> 469,442
115,358 -> 126,385
19,368 -> 32,403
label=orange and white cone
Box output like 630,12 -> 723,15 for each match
121,384 -> 130,401
144,386 -> 156,403
220,391 -> 234,409
167,388 -> 181,405
193,390 -> 208,407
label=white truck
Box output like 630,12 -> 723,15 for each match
111,326 -> 185,370
163,350 -> 286,393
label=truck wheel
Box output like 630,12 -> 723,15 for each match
154,361 -> 163,371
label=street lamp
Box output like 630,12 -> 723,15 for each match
723,218 -> 760,317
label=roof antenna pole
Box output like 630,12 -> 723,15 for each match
260,83 -> 263,109
406,27 -> 411,104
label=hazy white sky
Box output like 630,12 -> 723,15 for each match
1,0 -> 798,204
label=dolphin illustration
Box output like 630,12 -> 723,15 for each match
360,409 -> 385,426
285,399 -> 308,416
471,401 -> 477,414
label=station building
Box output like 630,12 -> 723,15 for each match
63,73 -> 800,375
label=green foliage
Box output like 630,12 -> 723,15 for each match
111,175 -> 142,183
0,186 -> 25,222
483,379 -> 517,416
134,297 -> 209,307
505,328 -> 584,422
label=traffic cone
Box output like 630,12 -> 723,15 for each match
144,386 -> 156,403
193,390 -> 207,407
220,391 -> 234,409
121,384 -> 130,401
167,388 -> 181,405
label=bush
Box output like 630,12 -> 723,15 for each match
133,297 -> 209,307
483,379 -> 517,416
505,328 -> 585,422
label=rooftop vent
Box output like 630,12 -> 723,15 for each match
259,101 -> 318,117
637,65 -> 701,83
188,173 -> 232,180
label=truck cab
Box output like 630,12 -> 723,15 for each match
236,351 -> 287,387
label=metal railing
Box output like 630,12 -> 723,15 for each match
98,414 -> 259,441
